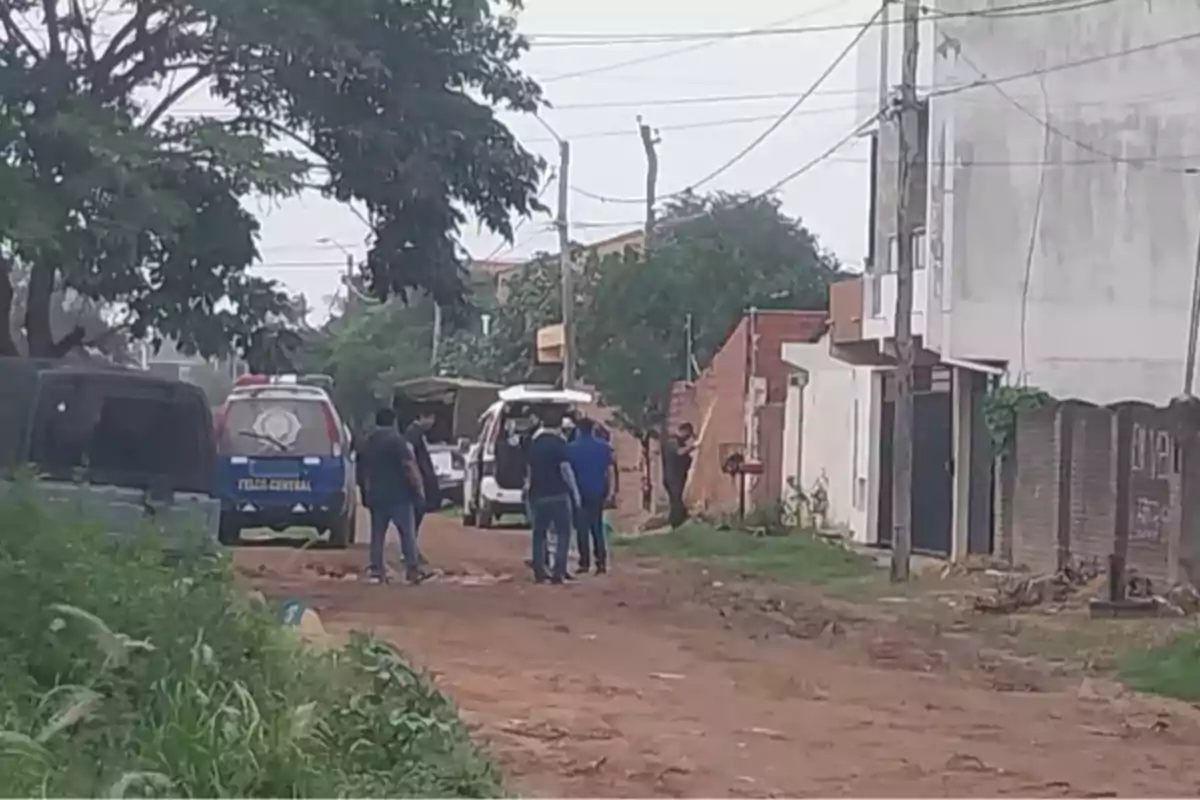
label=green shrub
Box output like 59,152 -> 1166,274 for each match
1119,632 -> 1200,701
0,489 -> 503,798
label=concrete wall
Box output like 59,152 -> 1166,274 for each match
781,339 -> 878,542
929,0 -> 1200,405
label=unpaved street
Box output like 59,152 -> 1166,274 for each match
236,514 -> 1200,798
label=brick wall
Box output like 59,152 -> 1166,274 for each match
1007,400 -> 1184,587
673,310 -> 827,515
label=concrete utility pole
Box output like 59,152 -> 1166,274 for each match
639,118 -> 659,251
890,0 -> 921,582
556,139 -> 575,388
430,303 -> 442,371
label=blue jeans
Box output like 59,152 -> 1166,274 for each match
530,494 -> 572,582
575,494 -> 607,570
367,501 -> 419,579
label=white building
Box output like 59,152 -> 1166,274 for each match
788,0 -> 1200,560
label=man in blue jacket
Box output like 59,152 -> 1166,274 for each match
567,417 -> 615,574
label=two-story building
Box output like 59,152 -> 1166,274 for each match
806,0 -> 1200,559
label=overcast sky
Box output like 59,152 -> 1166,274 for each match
210,0 -> 879,319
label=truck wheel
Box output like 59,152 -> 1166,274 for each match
477,500 -> 495,529
218,514 -> 241,546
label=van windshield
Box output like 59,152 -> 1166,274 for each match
219,397 -> 333,456
28,374 -> 213,494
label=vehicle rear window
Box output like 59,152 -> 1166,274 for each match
219,397 -> 333,456
28,374 -> 214,494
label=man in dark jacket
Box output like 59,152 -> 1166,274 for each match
404,410 -> 440,527
360,407 -> 427,584
661,422 -> 695,529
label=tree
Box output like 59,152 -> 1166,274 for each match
299,293 -> 439,430
440,249 -> 599,385
577,191 -> 845,508
0,0 -> 544,359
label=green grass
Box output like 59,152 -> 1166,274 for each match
1119,632 -> 1200,700
615,522 -> 875,585
0,486 -> 504,798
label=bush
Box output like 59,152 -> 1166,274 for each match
0,490 -> 503,798
1119,632 -> 1200,701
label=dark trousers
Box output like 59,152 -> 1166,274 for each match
575,494 -> 607,570
666,482 -> 688,528
367,501 -> 418,579
530,494 -> 572,582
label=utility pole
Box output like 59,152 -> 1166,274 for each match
556,139 -> 574,388
890,0 -> 921,582
430,303 -> 442,371
639,117 -> 659,251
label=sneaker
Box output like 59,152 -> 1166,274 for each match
595,564 -> 607,575
406,570 -> 431,585
367,574 -> 387,585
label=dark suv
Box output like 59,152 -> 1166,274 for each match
0,358 -> 219,549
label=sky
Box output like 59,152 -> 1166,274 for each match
186,0 -> 882,321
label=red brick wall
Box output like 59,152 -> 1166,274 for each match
673,310 -> 827,515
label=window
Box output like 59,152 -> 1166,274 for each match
220,398 -> 335,456
29,375 -> 213,494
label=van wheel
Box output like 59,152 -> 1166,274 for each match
218,515 -> 241,546
477,500 -> 495,529
328,513 -> 352,549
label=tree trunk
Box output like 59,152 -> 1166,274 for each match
0,260 -> 18,357
639,434 -> 652,511
24,262 -> 56,357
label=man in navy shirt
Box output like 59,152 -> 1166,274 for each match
360,407 -> 427,584
568,417 -> 615,574
526,407 -> 581,584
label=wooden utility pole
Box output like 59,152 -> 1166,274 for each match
557,139 -> 575,387
639,118 -> 659,250
890,0 -> 921,582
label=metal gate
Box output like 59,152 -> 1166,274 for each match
876,366 -> 953,555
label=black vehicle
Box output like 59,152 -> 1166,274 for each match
0,358 -> 219,549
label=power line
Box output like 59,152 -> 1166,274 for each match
928,29 -> 1200,100
572,110 -> 884,231
540,0 -> 849,84
569,5 -> 885,206
528,0 -> 1116,46
477,172 -> 559,263
947,32 -> 1200,174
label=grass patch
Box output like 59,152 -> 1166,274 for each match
1119,631 -> 1200,700
0,486 -> 503,797
616,521 -> 875,585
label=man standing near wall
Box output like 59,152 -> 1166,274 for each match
661,422 -> 695,528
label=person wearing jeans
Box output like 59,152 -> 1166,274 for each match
567,417 -> 615,574
360,407 -> 427,584
525,407 -> 581,584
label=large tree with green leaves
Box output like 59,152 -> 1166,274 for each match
0,0 -> 544,359
577,191 -> 844,507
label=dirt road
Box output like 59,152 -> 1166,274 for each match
236,514 -> 1200,798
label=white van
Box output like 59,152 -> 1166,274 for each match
461,384 -> 592,528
